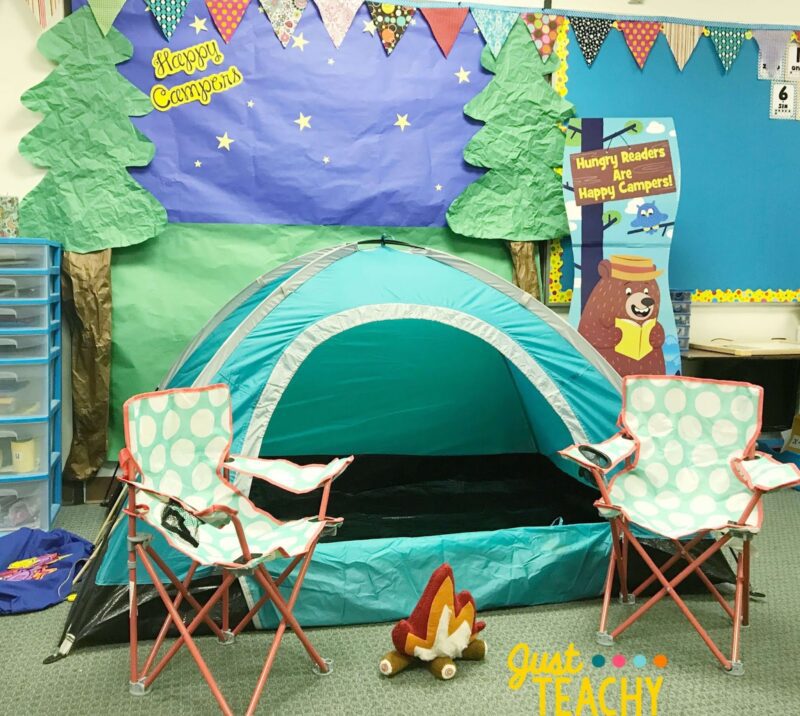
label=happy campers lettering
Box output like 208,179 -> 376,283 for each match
149,40 -> 243,112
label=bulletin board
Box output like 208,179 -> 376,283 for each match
563,26 -> 800,303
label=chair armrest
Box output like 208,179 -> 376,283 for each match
225,455 -> 354,494
734,453 -> 800,493
118,449 -> 237,528
558,433 -> 638,474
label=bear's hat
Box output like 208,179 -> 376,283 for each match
608,255 -> 662,281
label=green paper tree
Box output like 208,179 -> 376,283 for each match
19,7 -> 167,253
446,21 -> 575,295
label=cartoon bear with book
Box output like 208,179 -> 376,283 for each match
579,255 -> 666,376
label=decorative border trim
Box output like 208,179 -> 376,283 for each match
692,288 -> 800,303
547,239 -> 573,305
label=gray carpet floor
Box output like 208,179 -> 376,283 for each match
1,492 -> 799,715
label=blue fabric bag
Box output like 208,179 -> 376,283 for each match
0,528 -> 93,615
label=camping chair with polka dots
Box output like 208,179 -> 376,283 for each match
560,375 -> 800,675
118,384 -> 353,715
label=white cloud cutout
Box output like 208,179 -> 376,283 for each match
645,120 -> 666,134
565,199 -> 582,221
624,198 -> 642,215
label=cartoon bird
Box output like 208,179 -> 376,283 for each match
630,202 -> 669,232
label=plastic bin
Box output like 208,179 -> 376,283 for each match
0,334 -> 50,361
0,477 -> 48,532
0,303 -> 54,330
0,422 -> 49,476
0,274 -> 55,301
0,364 -> 49,417
0,243 -> 50,271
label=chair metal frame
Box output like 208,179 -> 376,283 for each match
120,441 -> 344,715
561,375 -> 800,675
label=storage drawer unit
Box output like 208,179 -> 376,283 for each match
0,238 -> 61,534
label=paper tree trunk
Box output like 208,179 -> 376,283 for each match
62,251 -> 112,480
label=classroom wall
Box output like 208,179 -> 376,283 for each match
0,0 -> 797,465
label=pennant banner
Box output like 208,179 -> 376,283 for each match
471,8 -> 518,57
521,12 -> 566,62
707,27 -> 748,72
662,23 -> 703,71
617,20 -> 662,69
420,7 -> 468,58
87,0 -> 126,35
752,30 -> 792,79
569,17 -> 612,67
315,0 -> 362,47
145,0 -> 190,40
366,3 -> 416,55
259,0 -> 308,47
206,0 -> 251,43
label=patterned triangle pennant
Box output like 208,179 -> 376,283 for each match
145,0 -> 190,40
568,17 -> 612,67
366,3 -> 416,55
617,20 -> 662,69
662,23 -> 703,70
87,0 -> 126,35
752,30 -> 793,79
259,0 -> 307,47
521,13 -> 566,62
315,0 -> 361,48
471,8 -> 518,57
707,27 -> 748,72
420,8 -> 468,58
206,0 -> 251,43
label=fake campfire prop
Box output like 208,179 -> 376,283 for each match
380,564 -> 487,680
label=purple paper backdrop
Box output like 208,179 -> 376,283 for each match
74,0 -> 492,226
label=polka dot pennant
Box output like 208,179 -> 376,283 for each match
617,20 -> 662,69
611,654 -> 626,668
707,27 -> 748,72
145,0 -> 190,40
521,13 -> 566,62
569,17 -> 613,67
206,0 -> 252,43
365,3 -> 416,55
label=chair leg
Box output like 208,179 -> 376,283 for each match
729,541 -> 749,675
141,562 -> 200,677
598,527 -> 618,644
245,550 -> 328,716
136,546 -> 234,716
616,525 -> 733,671
742,540 -> 751,628
126,503 -> 141,693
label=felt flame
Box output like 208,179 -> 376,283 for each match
392,564 -> 484,659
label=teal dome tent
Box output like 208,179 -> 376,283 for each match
53,241 -> 625,651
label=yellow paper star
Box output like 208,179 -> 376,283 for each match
292,33 -> 309,51
435,184 -> 443,191
194,160 -> 202,168
327,58 -> 335,65
363,19 -> 376,35
472,27 -> 480,34
247,100 -> 255,108
322,156 -> 331,164
454,66 -> 471,84
394,114 -> 411,132
294,113 -> 312,131
189,16 -> 208,33
216,132 -> 234,150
